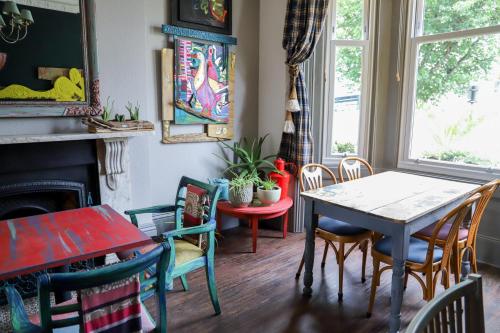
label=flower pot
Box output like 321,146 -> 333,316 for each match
0,53 -> 6,71
257,186 -> 282,206
229,183 -> 254,208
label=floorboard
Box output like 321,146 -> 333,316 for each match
158,227 -> 500,333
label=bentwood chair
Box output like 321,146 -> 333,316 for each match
407,274 -> 484,333
338,156 -> 374,183
4,244 -> 169,333
295,164 -> 372,301
367,193 -> 483,317
120,176 -> 222,316
415,179 -> 499,283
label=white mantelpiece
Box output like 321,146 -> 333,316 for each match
0,131 -> 153,215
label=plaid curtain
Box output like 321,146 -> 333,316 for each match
279,0 -> 330,167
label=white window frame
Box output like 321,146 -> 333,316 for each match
322,0 -> 375,166
398,0 -> 500,181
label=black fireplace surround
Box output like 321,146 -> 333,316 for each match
0,140 -> 101,303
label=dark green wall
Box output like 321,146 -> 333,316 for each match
0,2 -> 83,91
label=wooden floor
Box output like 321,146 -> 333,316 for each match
157,226 -> 500,333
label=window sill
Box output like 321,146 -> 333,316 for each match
397,159 -> 499,184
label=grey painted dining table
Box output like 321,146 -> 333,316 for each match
300,171 -> 479,333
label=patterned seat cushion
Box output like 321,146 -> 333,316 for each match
416,222 -> 469,241
317,216 -> 368,236
374,236 -> 443,264
119,240 -> 203,267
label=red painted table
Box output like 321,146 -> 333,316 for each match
216,197 -> 293,253
0,205 -> 152,281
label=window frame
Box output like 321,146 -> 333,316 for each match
322,0 -> 375,166
398,0 -> 500,181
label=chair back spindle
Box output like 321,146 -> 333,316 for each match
407,274 -> 485,333
338,157 -> 374,183
299,164 -> 337,192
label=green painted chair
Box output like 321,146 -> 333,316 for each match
124,176 -> 222,316
3,243 -> 169,333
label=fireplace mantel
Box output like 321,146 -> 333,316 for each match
0,131 -> 153,145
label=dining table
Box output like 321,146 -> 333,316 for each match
0,204 -> 152,300
300,171 -> 479,333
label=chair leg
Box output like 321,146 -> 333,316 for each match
321,241 -> 329,268
166,277 -> 174,291
180,274 -> 189,291
361,240 -> 368,283
453,242 -> 461,284
296,256 -> 305,280
471,248 -> 478,273
404,268 -> 409,290
205,257 -> 221,315
425,268 -> 433,301
367,258 -> 380,317
338,242 -> 345,302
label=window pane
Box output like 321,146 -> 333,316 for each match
422,0 -> 500,36
331,47 -> 363,155
410,34 -> 500,168
335,0 -> 364,40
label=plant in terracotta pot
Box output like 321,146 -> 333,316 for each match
228,173 -> 258,208
257,178 -> 282,206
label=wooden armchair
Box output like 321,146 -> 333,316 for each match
4,244 -> 169,333
367,193 -> 483,316
123,176 -> 222,316
406,274 -> 484,333
415,179 -> 499,282
296,163 -> 372,302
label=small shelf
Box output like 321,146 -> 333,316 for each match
0,130 -> 155,145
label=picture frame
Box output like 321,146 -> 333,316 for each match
171,0 -> 232,35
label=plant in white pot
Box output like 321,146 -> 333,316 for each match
229,173 -> 258,208
257,178 -> 282,206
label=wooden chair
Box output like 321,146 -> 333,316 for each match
4,244 -> 169,333
123,176 -> 222,316
338,156 -> 374,183
415,179 -> 499,283
367,193 -> 483,317
406,274 -> 485,333
296,163 -> 372,301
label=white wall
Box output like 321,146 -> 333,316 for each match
258,0 -> 288,156
0,0 -> 260,213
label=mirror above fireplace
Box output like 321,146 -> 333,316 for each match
0,0 -> 102,118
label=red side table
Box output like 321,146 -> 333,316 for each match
216,197 -> 293,253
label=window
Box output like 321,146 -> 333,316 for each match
399,0 -> 500,179
323,0 -> 373,163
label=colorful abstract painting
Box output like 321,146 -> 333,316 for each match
174,38 -> 230,124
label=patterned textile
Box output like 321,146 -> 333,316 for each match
183,184 -> 208,227
279,0 -> 330,167
80,275 -> 142,333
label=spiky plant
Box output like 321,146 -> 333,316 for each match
101,97 -> 114,122
125,102 -> 140,121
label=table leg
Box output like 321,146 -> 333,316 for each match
282,211 -> 289,239
389,230 -> 410,333
303,199 -> 318,296
461,249 -> 471,282
251,216 -> 259,253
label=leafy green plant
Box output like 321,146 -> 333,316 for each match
114,114 -> 126,122
258,178 -> 277,191
216,134 -> 278,178
422,150 -> 491,166
101,97 -> 114,122
334,141 -> 356,154
126,102 -> 140,121
229,173 -> 259,192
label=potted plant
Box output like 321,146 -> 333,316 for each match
229,173 -> 258,208
257,178 -> 282,206
216,134 -> 278,179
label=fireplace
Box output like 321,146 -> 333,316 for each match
0,140 -> 101,303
